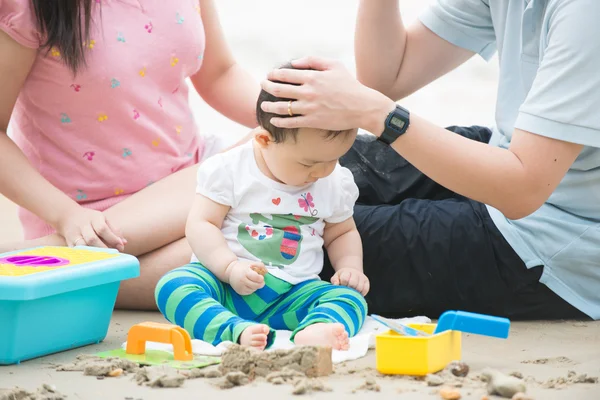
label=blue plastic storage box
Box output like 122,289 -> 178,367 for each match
0,246 -> 139,364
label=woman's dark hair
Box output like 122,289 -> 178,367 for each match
32,0 -> 95,74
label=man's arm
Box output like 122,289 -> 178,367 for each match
355,1 -> 474,100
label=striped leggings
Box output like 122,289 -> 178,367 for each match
155,263 -> 367,348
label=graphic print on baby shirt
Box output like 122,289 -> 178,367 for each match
238,213 -> 319,268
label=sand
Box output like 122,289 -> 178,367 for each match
0,312 -> 599,399
1,1 -> 599,399
219,345 -> 332,378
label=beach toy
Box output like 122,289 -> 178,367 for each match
375,322 -> 461,376
434,310 -> 510,338
375,311 -> 511,376
0,246 -> 139,365
371,314 -> 430,337
96,322 -> 220,370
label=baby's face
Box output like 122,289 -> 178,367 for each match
262,128 -> 357,187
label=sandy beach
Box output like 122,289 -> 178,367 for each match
1,1 -> 599,399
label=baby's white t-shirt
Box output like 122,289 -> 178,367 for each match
191,141 -> 359,284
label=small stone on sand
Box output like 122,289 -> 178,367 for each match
449,362 -> 470,378
509,372 -> 523,379
482,369 -> 527,398
427,374 -> 445,387
439,387 -> 461,400
108,368 -> 123,377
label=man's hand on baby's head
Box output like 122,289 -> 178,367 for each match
331,268 -> 370,296
228,260 -> 266,296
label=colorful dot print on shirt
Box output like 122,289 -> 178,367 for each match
60,113 -> 71,123
5,0 -> 206,214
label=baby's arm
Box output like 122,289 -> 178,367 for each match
323,218 -> 369,296
186,194 -> 265,295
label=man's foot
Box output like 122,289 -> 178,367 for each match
239,324 -> 270,350
294,323 -> 350,351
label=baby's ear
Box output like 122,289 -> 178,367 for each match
254,128 -> 274,148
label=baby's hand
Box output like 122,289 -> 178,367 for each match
331,268 -> 370,296
228,260 -> 266,295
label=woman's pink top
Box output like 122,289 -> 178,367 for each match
0,0 -> 206,238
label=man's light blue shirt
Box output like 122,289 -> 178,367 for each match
420,0 -> 600,319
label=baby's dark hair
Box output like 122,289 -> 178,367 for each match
256,62 -> 349,143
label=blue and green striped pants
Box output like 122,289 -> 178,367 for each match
155,263 -> 367,348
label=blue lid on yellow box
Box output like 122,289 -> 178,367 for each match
0,246 -> 140,301
434,310 -> 510,338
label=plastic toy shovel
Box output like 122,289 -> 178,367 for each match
433,311 -> 510,338
371,314 -> 431,337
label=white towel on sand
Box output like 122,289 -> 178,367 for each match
121,316 -> 430,364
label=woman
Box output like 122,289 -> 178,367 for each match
0,0 -> 259,309
260,0 -> 600,320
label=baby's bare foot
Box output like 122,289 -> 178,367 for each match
239,324 -> 270,350
294,323 -> 350,351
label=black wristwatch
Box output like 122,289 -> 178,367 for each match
377,104 -> 410,145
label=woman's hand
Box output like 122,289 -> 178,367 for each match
259,57 -> 396,135
56,206 -> 126,251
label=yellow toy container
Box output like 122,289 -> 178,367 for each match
375,323 -> 461,376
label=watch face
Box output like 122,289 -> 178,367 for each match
390,115 -> 406,130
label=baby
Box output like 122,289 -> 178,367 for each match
155,64 -> 369,351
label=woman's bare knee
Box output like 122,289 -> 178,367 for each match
115,238 -> 192,310
104,165 -> 199,257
